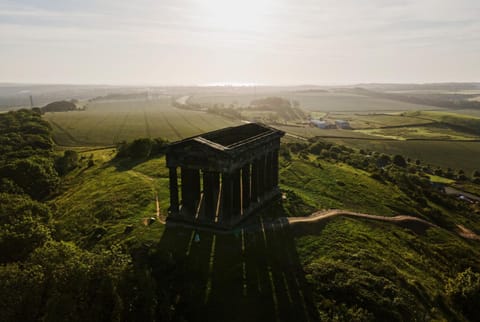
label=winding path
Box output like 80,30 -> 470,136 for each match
162,207 -> 480,241
288,209 -> 436,227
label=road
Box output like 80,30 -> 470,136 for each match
445,187 -> 480,202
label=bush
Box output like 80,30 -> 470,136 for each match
0,193 -> 52,263
129,138 -> 153,158
446,268 -> 480,319
376,154 -> 391,168
0,157 -> 59,200
55,150 -> 79,176
116,138 -> 168,159
392,155 -> 407,168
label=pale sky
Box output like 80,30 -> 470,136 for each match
0,0 -> 479,85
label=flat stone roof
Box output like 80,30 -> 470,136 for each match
169,122 -> 284,151
166,123 -> 284,172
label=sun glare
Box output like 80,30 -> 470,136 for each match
196,0 -> 274,32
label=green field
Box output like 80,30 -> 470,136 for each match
324,112 -> 434,129
43,97 -> 240,146
190,91 -> 443,112
41,93 -> 480,179
324,138 -> 480,174
274,125 -> 375,139
356,125 -> 480,140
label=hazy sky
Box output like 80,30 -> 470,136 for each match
1,0 -> 479,85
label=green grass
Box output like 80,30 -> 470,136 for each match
43,97 -> 240,146
428,174 -> 455,184
51,149 -> 169,249
294,216 -> 480,320
405,110 -> 480,134
280,156 -> 418,216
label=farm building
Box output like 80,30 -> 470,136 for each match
310,119 -> 328,129
165,123 -> 285,229
335,120 -> 350,129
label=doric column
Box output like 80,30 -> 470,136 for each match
181,168 -> 194,215
272,149 -> 279,188
182,169 -> 200,216
257,156 -> 265,198
203,171 -> 219,222
265,152 -> 273,191
232,169 -> 241,218
241,164 -> 251,211
221,172 -> 233,223
251,161 -> 259,203
169,167 -> 179,214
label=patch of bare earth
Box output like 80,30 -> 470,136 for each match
456,224 -> 480,241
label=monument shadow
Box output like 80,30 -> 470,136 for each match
156,211 -> 318,322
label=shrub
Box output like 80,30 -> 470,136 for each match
55,150 -> 79,176
392,155 -> 407,168
446,268 -> 480,319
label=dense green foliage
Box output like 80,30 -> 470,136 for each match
55,150 -> 79,176
42,100 -> 77,113
116,137 -> 168,159
0,110 -> 137,322
446,268 -> 480,319
0,109 -> 58,199
0,193 -> 52,263
0,109 -> 53,160
0,241 -> 131,322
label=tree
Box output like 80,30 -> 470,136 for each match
446,268 -> 480,319
26,241 -> 131,322
0,262 -> 45,322
0,193 -> 52,263
376,154 -> 391,168
392,155 -> 407,168
55,150 -> 79,176
0,156 -> 59,200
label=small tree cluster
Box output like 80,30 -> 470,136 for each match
116,138 -> 168,159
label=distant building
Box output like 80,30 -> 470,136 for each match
335,120 -> 350,129
310,119 -> 328,129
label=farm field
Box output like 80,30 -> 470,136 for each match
40,91 -> 480,177
324,138 -> 480,174
355,125 -> 480,140
273,125 -> 375,139
190,91 -> 444,112
43,97 -> 240,146
323,112 -> 434,129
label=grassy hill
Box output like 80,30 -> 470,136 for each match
43,139 -> 480,321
